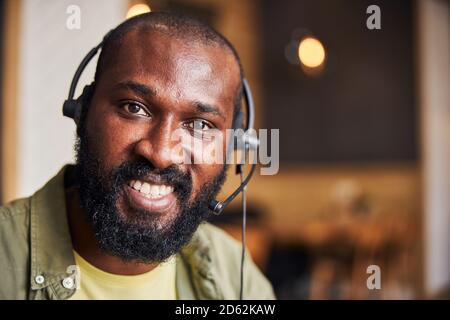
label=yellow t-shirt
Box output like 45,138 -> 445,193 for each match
69,251 -> 177,300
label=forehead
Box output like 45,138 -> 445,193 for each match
97,30 -> 240,112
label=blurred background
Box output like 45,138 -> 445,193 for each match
1,0 -> 449,299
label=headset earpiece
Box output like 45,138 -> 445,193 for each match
232,110 -> 246,153
62,98 -> 81,123
232,110 -> 259,152
233,110 -> 244,130
63,83 -> 95,126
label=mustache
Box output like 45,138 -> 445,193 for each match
111,161 -> 193,198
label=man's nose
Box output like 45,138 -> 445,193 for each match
133,122 -> 181,170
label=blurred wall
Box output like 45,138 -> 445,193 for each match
3,0 -> 127,202
262,0 -> 417,163
1,0 -> 20,203
418,0 -> 450,296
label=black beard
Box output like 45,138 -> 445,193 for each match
74,128 -> 226,264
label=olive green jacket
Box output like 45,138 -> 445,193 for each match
0,166 -> 275,300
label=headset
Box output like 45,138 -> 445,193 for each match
63,29 -> 259,300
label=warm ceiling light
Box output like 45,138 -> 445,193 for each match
298,37 -> 326,68
126,3 -> 151,19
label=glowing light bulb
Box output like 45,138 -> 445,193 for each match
126,3 -> 151,19
298,37 -> 326,68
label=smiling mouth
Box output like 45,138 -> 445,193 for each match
124,179 -> 177,213
128,180 -> 174,198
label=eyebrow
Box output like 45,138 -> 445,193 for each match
113,80 -> 225,119
193,101 -> 225,120
113,80 -> 155,96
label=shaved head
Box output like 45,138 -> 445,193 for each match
91,12 -> 243,127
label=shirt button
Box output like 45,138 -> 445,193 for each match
35,275 -> 45,284
62,277 -> 75,289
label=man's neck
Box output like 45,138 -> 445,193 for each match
65,187 -> 158,275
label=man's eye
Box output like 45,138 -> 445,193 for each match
185,120 -> 215,140
186,120 -> 213,131
121,102 -> 149,117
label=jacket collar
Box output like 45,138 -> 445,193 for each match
177,224 -> 224,299
29,165 -> 222,299
30,166 -> 76,298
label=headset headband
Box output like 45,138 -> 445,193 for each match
63,30 -> 254,133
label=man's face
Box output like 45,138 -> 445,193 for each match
76,30 -> 240,263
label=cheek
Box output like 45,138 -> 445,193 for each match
189,141 -> 225,164
86,110 -> 143,169
189,163 -> 224,199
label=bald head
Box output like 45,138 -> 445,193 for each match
93,12 -> 243,123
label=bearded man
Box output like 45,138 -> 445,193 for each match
0,12 -> 274,300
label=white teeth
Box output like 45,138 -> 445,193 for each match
129,180 -> 174,199
150,185 -> 159,197
132,180 -> 142,191
140,182 -> 150,194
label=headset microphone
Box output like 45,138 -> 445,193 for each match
63,30 -> 259,300
208,79 -> 258,215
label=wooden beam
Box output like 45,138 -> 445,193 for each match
1,0 -> 20,203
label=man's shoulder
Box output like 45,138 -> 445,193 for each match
192,223 -> 276,299
0,196 -> 31,228
0,196 -> 32,299
196,222 -> 241,253
0,195 -> 32,253
0,196 -> 31,244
